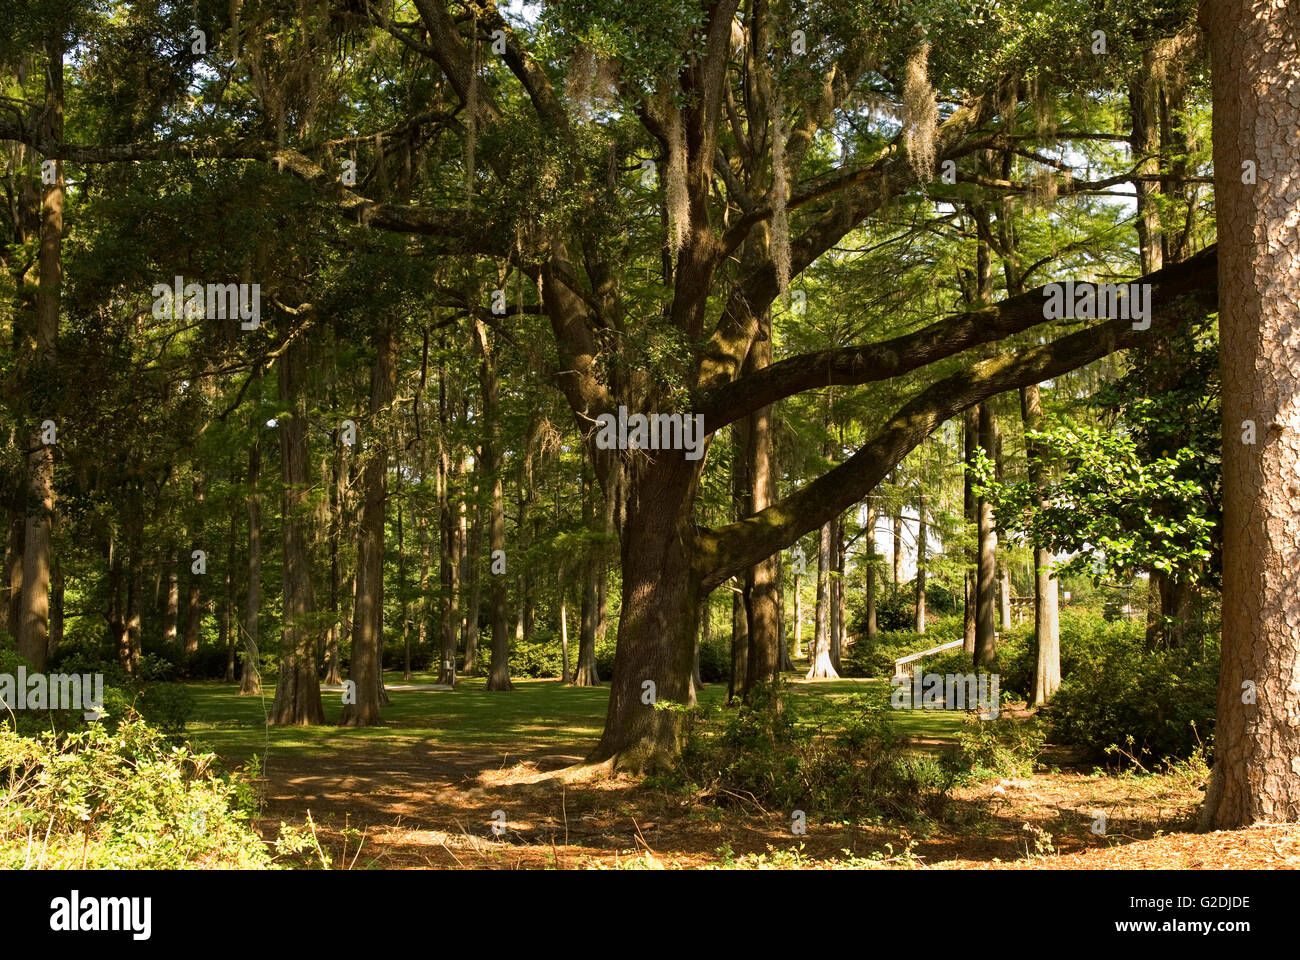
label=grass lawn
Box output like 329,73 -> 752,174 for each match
185,672 -> 966,767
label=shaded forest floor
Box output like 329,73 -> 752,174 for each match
186,675 -> 1299,869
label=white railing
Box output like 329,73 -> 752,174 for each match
892,638 -> 965,678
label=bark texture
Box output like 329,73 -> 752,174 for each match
1201,0 -> 1300,828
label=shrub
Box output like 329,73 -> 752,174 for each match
511,631 -> 564,678
953,714 -> 1047,779
1044,634 -> 1217,764
134,682 -> 196,736
0,719 -> 273,869
667,683 -> 954,821
698,637 -> 730,684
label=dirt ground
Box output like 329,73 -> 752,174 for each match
247,741 -> 1300,869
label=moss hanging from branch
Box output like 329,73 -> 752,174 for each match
664,94 -> 689,263
771,86 -> 791,298
566,44 -> 595,123
902,42 -> 938,181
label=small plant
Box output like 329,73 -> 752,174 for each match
668,682 -> 955,823
954,714 -> 1047,780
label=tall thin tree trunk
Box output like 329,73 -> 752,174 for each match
866,503 -> 878,647
106,538 -> 129,674
728,587 -> 747,701
15,36 -> 63,674
397,491 -> 410,682
560,589 -> 570,683
462,495 -> 482,673
914,496 -> 927,634
729,425 -> 749,701
1021,384 -> 1060,705
573,467 -> 602,686
792,566 -> 803,658
806,518 -> 839,680
163,547 -> 180,648
830,515 -> 844,673
223,489 -> 238,684
183,477 -> 204,656
323,422 -> 347,686
475,318 -> 513,692
240,398 -> 263,695
435,399 -> 460,687
742,306 -> 780,697
270,335 -> 324,726
892,508 -> 903,589
340,321 -> 396,725
963,406 -> 979,655
975,403 -> 998,668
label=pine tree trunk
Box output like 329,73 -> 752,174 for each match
999,563 -> 1012,633
573,468 -> 602,686
728,587 -> 747,701
163,548 -> 180,648
831,515 -> 844,673
323,423 -> 346,686
1021,384 -> 1060,705
891,509 -> 903,589
270,336 -> 324,726
223,494 -> 238,683
806,518 -> 839,679
15,37 -> 62,674
1202,0 -> 1300,827
462,496 -> 482,673
183,476 -> 204,657
436,422 -> 460,687
125,518 -> 143,675
475,319 -> 513,692
865,503 -> 878,647
560,590 -> 570,683
240,402 -> 263,695
398,497 -> 410,682
975,403 -> 998,668
914,496 -> 927,634
963,407 -> 978,655
106,538 -> 129,674
340,322 -> 396,723
792,570 -> 803,658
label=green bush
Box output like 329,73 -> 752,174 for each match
1044,635 -> 1217,765
953,714 -> 1047,779
698,637 -> 730,684
511,630 -> 564,678
0,719 -> 273,868
667,683 -> 954,821
135,682 -> 196,736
